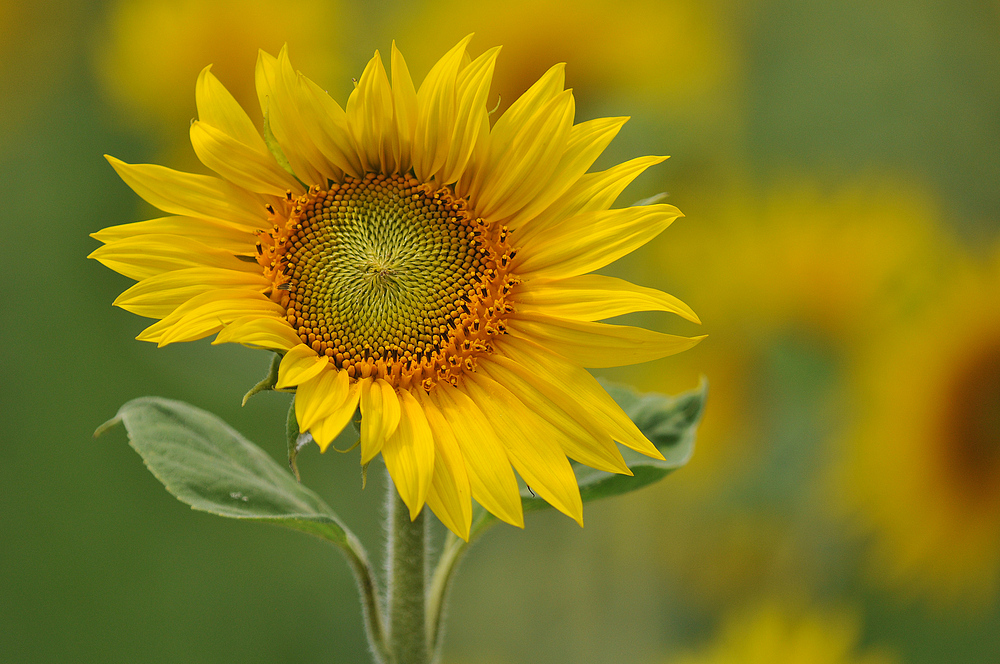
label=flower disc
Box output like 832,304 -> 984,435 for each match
262,173 -> 516,390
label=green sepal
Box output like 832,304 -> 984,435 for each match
263,105 -> 306,189
97,397 -> 351,547
242,352 -> 282,406
520,377 -> 707,513
285,396 -> 310,481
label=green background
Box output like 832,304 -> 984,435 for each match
3,1 -> 999,662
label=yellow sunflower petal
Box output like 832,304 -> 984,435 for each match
417,391 -> 472,540
213,315 -> 302,352
275,343 -> 329,389
346,50 -> 397,174
89,234 -> 259,282
432,385 -> 524,528
255,48 -> 326,184
459,62 -> 566,202
295,367 -> 348,433
439,45 -> 500,185
195,65 -> 265,150
137,289 -> 284,346
106,156 -> 267,229
498,335 -> 664,459
90,216 -> 256,255
486,347 -> 649,460
113,267 -> 270,318
474,90 -> 576,221
190,120 -> 301,196
297,74 -> 364,179
412,35 -> 472,182
464,373 -> 584,525
508,313 -> 704,368
359,377 -> 402,465
278,46 -> 347,183
192,67 -> 300,194
383,389 -> 436,520
513,155 -> 667,238
390,41 -> 419,175
478,358 -> 630,474
488,62 -> 566,144
503,116 -> 627,231
514,204 -> 683,280
310,381 -> 361,452
515,273 -> 701,324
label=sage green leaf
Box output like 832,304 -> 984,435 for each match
520,378 -> 707,512
98,396 -> 350,546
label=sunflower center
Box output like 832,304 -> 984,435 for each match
941,341 -> 1000,504
259,174 -> 517,390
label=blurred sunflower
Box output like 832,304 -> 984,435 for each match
637,180 -> 954,485
650,180 -> 954,343
668,602 -> 898,664
622,180 -> 958,613
95,0 -> 346,138
834,248 -> 1000,604
90,39 -> 702,540
390,0 -> 736,112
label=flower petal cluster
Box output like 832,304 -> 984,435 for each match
91,38 -> 702,539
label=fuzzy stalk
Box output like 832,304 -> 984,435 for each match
386,476 -> 429,664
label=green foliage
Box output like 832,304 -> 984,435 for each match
100,379 -> 705,535
97,397 -> 351,547
96,382 -> 705,664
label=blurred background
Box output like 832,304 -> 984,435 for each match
3,0 -> 999,662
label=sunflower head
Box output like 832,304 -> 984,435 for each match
91,37 -> 702,539
835,251 -> 1000,604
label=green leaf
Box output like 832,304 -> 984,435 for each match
98,397 -> 350,546
520,377 -> 708,513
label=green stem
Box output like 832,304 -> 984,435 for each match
341,531 -> 392,664
426,532 -> 464,662
426,509 -> 497,662
387,476 -> 429,664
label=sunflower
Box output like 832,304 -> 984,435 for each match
90,38 -> 702,539
834,249 -> 1000,603
668,602 -> 898,664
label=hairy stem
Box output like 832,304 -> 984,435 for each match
386,477 -> 429,664
341,531 -> 392,664
427,509 -> 498,662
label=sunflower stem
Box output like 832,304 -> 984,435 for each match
426,532 -> 464,662
386,476 -> 429,664
342,530 -> 392,664
427,509 -> 498,662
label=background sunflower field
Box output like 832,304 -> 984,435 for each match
3,1 -> 999,662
